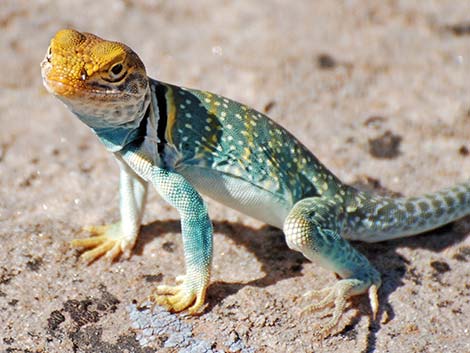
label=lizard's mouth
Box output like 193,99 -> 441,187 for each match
41,58 -> 82,98
41,60 -> 120,101
42,76 -> 73,97
40,54 -> 99,99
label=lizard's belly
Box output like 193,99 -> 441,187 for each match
177,165 -> 292,229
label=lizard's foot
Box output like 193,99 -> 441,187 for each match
301,279 -> 380,337
149,275 -> 208,315
71,222 -> 136,263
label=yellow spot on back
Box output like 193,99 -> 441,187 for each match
165,87 -> 177,144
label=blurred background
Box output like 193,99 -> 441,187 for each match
1,1 -> 469,352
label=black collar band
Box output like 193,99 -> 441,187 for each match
132,103 -> 150,147
154,83 -> 168,154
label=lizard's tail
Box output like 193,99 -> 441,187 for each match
345,182 -> 470,242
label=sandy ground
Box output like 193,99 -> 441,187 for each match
1,1 -> 470,352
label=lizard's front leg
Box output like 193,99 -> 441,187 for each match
146,167 -> 213,314
71,154 -> 148,262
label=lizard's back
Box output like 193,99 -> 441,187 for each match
156,81 -> 343,227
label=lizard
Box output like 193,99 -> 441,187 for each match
40,29 -> 469,336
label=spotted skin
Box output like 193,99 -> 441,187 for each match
163,84 -> 338,201
41,29 -> 470,337
343,183 -> 470,241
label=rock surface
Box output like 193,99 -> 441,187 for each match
1,1 -> 469,352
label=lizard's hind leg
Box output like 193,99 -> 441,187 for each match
283,197 -> 381,336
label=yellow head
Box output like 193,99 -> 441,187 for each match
41,29 -> 150,128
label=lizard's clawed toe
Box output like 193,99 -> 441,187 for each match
71,222 -> 134,263
149,277 -> 208,315
301,285 -> 347,337
301,279 -> 380,337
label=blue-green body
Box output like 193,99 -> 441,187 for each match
138,80 -> 470,238
80,78 -> 470,334
159,81 -> 342,227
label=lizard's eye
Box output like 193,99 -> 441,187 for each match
111,63 -> 123,75
108,62 -> 126,81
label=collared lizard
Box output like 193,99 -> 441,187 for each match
40,29 -> 469,336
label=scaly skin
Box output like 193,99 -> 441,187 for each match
41,29 -> 470,336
